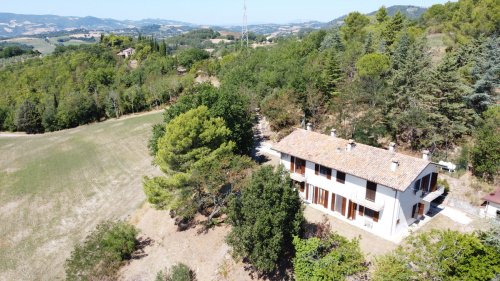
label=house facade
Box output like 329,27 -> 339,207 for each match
273,128 -> 444,239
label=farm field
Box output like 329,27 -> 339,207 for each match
1,37 -> 56,54
0,111 -> 163,281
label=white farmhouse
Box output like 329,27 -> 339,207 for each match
273,127 -> 445,239
482,189 -> 500,220
117,48 -> 135,58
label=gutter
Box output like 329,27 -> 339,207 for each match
390,190 -> 399,236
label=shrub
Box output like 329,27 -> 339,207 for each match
156,263 -> 196,281
65,220 -> 139,281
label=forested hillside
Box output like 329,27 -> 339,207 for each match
1,0 -> 498,178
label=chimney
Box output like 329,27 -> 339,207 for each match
347,139 -> 355,151
306,123 -> 312,131
422,150 -> 430,161
389,142 -> 396,152
330,129 -> 337,138
391,158 -> 399,171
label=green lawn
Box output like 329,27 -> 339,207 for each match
0,111 -> 163,280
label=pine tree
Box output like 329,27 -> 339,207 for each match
388,35 -> 434,148
382,11 -> 405,47
466,37 -> 500,114
321,50 -> 343,96
376,6 -> 389,23
430,53 -> 474,148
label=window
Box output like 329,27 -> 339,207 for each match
364,208 -> 380,222
317,188 -> 329,209
336,171 -> 346,184
320,166 -> 332,179
366,181 -> 377,202
315,164 -> 332,179
413,179 -> 421,194
412,203 -> 418,218
292,157 -> 306,175
299,182 -> 305,193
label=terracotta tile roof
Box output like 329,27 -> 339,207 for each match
273,129 -> 432,191
482,189 -> 500,204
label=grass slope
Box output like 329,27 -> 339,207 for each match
0,111 -> 163,281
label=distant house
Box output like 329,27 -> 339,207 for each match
273,126 -> 444,239
482,189 -> 500,220
117,48 -> 135,58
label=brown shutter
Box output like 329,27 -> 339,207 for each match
331,193 -> 336,211
373,211 -> 379,222
358,206 -> 364,216
366,181 -> 377,201
341,197 -> 346,216
314,186 -> 319,204
305,184 -> 309,200
326,168 -> 332,180
315,164 -> 319,175
418,203 -> 425,216
421,174 -> 430,192
290,156 -> 295,172
430,173 -> 438,192
412,204 -> 417,218
323,190 -> 329,208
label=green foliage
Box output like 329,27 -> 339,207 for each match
64,221 -> 138,281
150,84 -> 254,155
226,165 -> 304,273
341,12 -> 370,41
382,11 -> 406,47
471,106 -> 500,180
15,100 -> 43,134
156,263 -> 196,281
373,229 -> 500,281
176,48 -> 210,69
156,105 -> 233,173
376,6 -> 389,24
356,53 -> 390,78
146,105 -> 255,221
292,233 -> 367,281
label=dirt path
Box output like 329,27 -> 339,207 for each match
119,204 -> 257,281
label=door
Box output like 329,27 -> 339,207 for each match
418,203 -> 425,216
348,201 -> 357,220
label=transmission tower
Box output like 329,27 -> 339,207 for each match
241,0 -> 249,48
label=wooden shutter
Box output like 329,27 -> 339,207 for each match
373,211 -> 379,222
314,186 -> 319,204
418,203 -> 425,216
430,173 -> 438,192
315,164 -> 319,175
305,184 -> 309,200
323,190 -> 329,208
366,181 -> 377,202
421,174 -> 430,192
331,193 -> 336,211
341,197 -> 346,216
326,168 -> 332,180
290,156 -> 295,172
412,204 -> 417,218
358,205 -> 364,216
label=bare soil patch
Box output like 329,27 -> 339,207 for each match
119,204 -> 257,281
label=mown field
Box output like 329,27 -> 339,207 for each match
0,111 -> 163,281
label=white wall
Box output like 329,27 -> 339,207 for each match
280,152 -> 438,238
485,202 -> 500,219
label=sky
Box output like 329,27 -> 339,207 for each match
0,0 -> 452,25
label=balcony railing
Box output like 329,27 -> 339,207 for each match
422,186 -> 445,203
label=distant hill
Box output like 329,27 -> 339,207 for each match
328,5 -> 427,26
0,6 -> 428,39
0,13 -> 194,38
